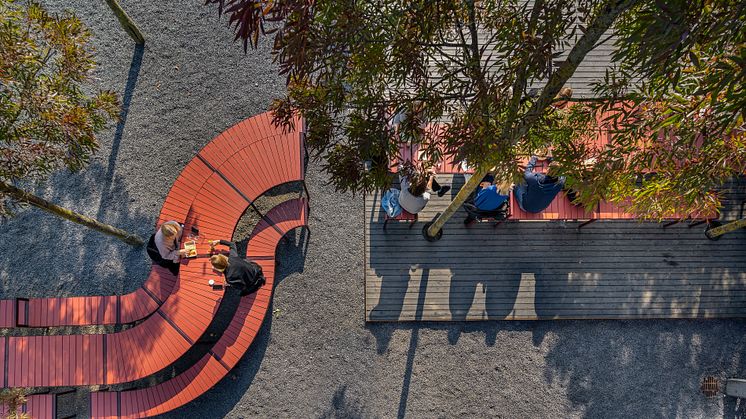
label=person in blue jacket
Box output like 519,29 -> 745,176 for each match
463,174 -> 511,224
474,174 -> 510,211
514,155 -> 565,213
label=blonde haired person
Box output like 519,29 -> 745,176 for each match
146,220 -> 186,275
209,240 -> 265,296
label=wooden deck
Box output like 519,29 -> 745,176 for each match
365,175 -> 746,321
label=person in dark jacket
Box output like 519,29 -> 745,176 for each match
208,240 -> 265,296
514,155 -> 565,213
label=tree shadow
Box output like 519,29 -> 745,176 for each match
542,319 -> 746,418
318,385 -> 369,419
0,162 -> 152,299
101,43 -> 145,194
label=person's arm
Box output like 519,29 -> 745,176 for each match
525,156 -> 538,176
160,244 -> 182,262
400,175 -> 409,190
218,240 -> 239,258
426,175 -> 434,191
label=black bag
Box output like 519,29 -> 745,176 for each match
464,200 -> 510,221
241,260 -> 267,296
226,258 -> 266,296
146,234 -> 164,263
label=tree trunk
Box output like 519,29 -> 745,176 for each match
425,168 -> 491,239
0,181 -> 144,246
425,0 -> 640,240
105,0 -> 145,45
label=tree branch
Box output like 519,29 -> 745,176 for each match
510,0 -> 640,144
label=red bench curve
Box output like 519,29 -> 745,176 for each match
90,198 -> 309,418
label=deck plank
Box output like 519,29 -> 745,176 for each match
365,174 -> 746,321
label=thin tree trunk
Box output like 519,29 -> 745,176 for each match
424,168 -> 491,239
105,0 -> 145,45
0,181 -> 144,246
425,0 -> 639,239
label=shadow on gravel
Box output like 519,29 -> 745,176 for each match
319,385 -> 367,419
724,394 -> 746,419
0,162 -> 152,298
542,320 -> 746,419
104,43 -> 144,192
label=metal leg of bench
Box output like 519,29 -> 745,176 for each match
577,219 -> 597,230
688,220 -> 707,228
409,219 -> 416,229
303,181 -> 311,203
15,297 -> 29,327
493,220 -> 503,228
383,218 -> 389,231
662,220 -> 680,228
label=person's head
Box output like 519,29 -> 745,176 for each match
160,222 -> 179,239
210,254 -> 229,272
408,177 -> 428,197
553,88 -> 573,109
545,160 -> 561,182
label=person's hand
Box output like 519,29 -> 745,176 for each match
178,249 -> 188,257
209,240 -> 220,246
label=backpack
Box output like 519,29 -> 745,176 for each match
226,259 -> 266,296
241,260 -> 266,296
381,188 -> 402,217
464,200 -> 510,221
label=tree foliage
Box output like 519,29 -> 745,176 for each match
208,0 -> 745,219
0,0 -> 119,216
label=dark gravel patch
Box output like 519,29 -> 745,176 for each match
0,2 -> 744,419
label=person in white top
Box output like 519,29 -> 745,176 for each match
147,220 -> 187,275
398,171 -> 450,214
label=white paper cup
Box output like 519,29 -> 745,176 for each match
208,279 -> 215,286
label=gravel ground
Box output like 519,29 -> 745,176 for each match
1,2 -> 745,418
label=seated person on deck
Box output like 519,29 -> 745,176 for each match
514,156 -> 565,213
398,171 -> 450,214
147,220 -> 187,275
464,174 -> 510,224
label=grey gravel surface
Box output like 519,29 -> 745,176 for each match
0,2 -> 745,418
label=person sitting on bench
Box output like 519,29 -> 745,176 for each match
209,240 -> 266,296
399,170 -> 450,214
475,174 -> 510,210
464,174 -> 510,224
147,220 -> 187,275
514,155 -> 565,213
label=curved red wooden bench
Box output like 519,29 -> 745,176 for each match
0,112 -> 306,390
0,394 -> 55,419
89,198 -> 308,418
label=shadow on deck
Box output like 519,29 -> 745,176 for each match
365,175 -> 746,322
